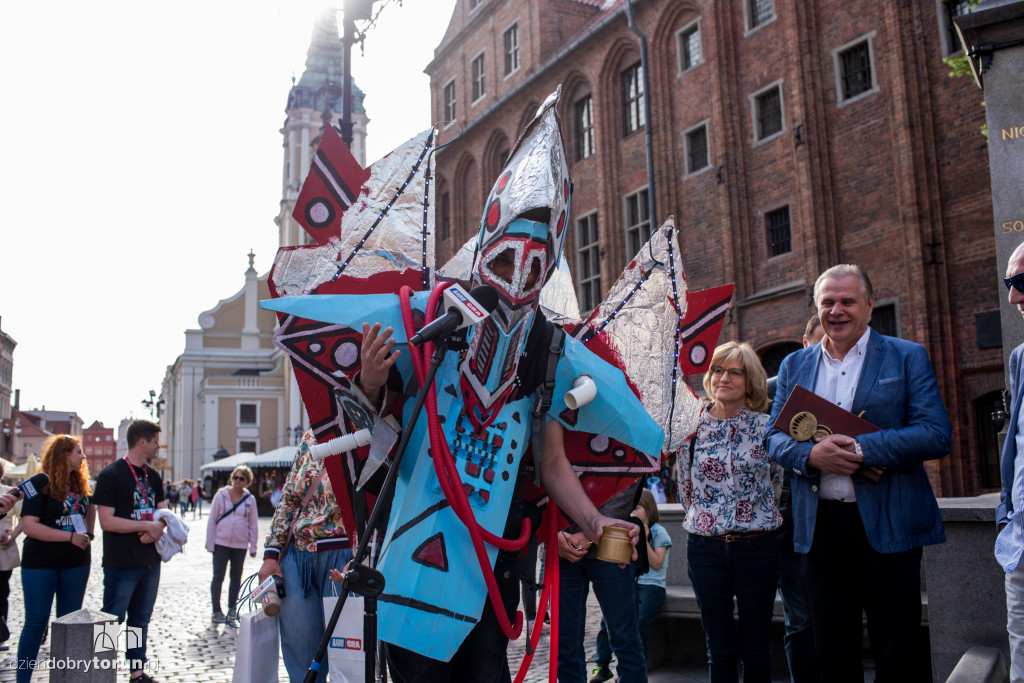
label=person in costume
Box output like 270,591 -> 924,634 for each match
262,89 -> 680,682
16,435 -> 94,682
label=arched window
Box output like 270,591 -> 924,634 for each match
759,342 -> 802,381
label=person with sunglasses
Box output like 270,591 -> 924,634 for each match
677,341 -> 781,682
997,242 -> 1024,682
207,466 -> 258,623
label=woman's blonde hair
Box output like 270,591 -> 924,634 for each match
40,434 -> 92,501
230,466 -> 253,485
702,341 -> 770,413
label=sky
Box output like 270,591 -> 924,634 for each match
0,0 -> 457,429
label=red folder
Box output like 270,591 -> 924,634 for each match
773,384 -> 883,481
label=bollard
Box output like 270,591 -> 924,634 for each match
48,608 -> 118,683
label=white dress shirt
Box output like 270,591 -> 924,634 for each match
813,328 -> 871,502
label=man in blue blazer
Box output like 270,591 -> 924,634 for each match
767,264 -> 950,682
996,242 -> 1024,682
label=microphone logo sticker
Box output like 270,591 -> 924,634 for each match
452,288 -> 484,318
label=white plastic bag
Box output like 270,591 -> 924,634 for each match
232,609 -> 279,683
322,592 -> 365,683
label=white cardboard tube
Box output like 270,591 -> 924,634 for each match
564,375 -> 597,410
309,429 -> 372,461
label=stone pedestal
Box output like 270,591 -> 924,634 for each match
924,494 -> 1008,682
48,608 -> 118,683
956,2 -> 1024,359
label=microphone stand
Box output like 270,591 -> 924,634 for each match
303,337 -> 451,683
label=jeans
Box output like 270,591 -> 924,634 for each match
279,545 -> 353,683
687,533 -> 779,683
594,584 -> 665,667
0,569 -> 12,628
778,521 -> 816,683
16,564 -> 90,682
386,550 -> 520,683
211,545 -> 247,615
101,564 -> 161,673
559,556 -> 647,683
1007,563 -> 1024,683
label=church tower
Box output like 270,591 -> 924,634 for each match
276,12 -> 370,249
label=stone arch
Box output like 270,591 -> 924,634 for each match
453,153 -> 481,246
436,173 -> 451,243
482,129 -> 511,188
561,71 -> 594,164
597,38 -> 643,140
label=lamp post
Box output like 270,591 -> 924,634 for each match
1,418 -> 21,458
141,390 -> 165,420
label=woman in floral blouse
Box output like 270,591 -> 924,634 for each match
678,341 -> 782,683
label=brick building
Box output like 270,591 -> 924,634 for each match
82,420 -> 117,472
426,0 -> 997,497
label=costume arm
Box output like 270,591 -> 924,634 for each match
766,357 -> 817,478
856,345 -> 952,469
540,420 -> 640,552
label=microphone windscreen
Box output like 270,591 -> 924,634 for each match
468,285 -> 499,314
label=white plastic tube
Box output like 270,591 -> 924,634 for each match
564,375 -> 597,410
309,429 -> 372,461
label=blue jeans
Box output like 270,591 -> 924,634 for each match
16,564 -> 90,682
778,540 -> 815,683
102,564 -> 161,672
558,556 -> 647,683
594,584 -> 665,667
687,533 -> 779,683
279,546 -> 353,683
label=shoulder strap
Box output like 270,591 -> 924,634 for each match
216,490 -> 251,525
531,325 -> 566,486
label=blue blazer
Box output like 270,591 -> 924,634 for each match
998,344 -> 1024,527
767,332 -> 951,554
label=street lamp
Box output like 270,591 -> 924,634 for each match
141,390 -> 165,420
1,419 -> 21,457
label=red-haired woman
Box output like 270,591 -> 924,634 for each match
16,435 -> 94,682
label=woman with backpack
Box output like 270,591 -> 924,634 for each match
206,466 -> 258,623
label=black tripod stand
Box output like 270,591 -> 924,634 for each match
303,338 -> 450,683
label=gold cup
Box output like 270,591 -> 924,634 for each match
596,526 -> 632,564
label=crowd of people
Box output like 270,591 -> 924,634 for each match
2,257 -> 1020,683
163,477 -> 206,519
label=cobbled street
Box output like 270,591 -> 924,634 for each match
0,513 -> 616,682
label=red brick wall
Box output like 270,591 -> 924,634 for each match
426,0 -> 997,497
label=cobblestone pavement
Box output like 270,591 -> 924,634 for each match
0,514 -> 712,682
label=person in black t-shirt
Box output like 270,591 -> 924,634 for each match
92,420 -> 167,683
16,434 -> 94,683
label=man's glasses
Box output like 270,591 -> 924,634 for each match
1005,273 -> 1024,293
710,366 -> 746,379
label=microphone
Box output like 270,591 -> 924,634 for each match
13,472 -> 49,501
310,429 -> 372,461
410,284 -> 499,347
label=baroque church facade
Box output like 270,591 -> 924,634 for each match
160,13 -> 368,480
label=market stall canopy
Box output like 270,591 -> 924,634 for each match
244,445 -> 297,469
199,452 -> 255,472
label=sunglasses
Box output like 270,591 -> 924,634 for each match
1005,273 -> 1024,293
232,476 -> 248,482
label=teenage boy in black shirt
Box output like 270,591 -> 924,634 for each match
92,420 -> 167,683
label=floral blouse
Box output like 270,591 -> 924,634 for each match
264,430 -> 349,559
677,405 -> 783,537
